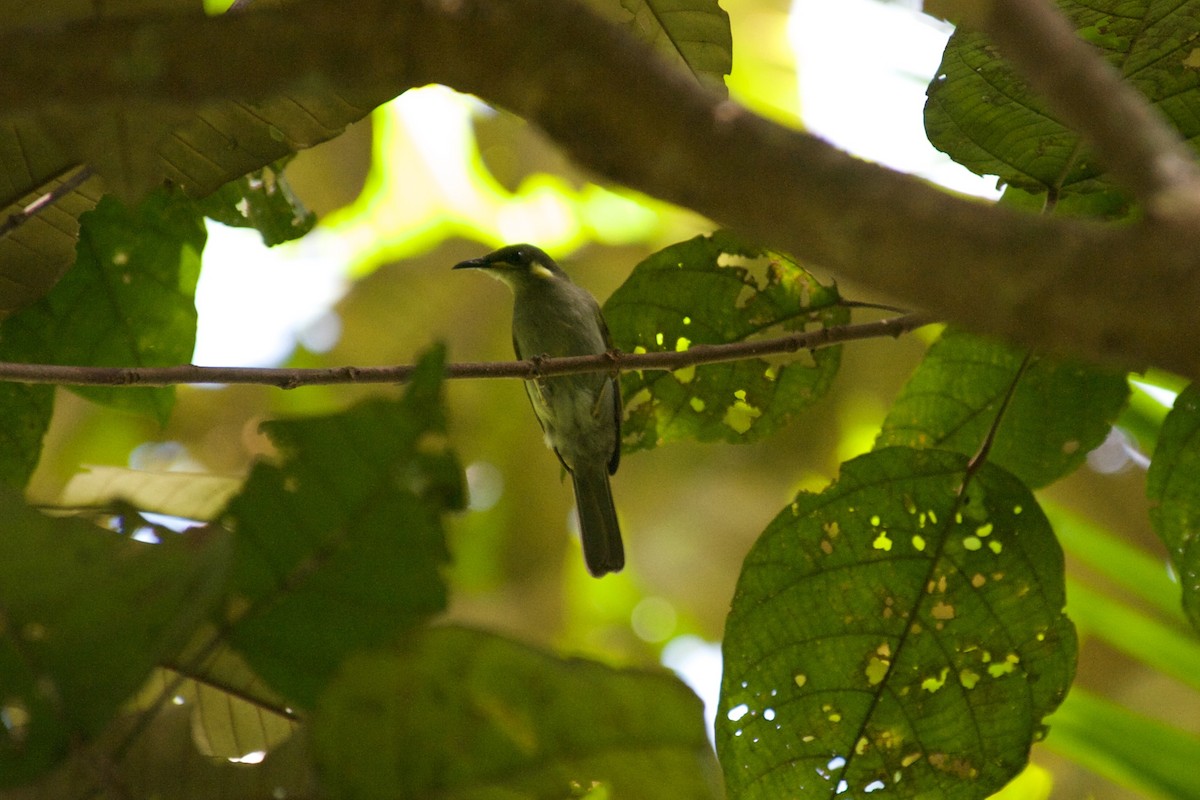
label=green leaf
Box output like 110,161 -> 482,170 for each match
718,447 -> 1076,799
1146,382 -> 1200,633
1044,688 -> 1200,800
312,626 -> 721,800
0,491 -> 231,786
0,383 -> 53,490
196,162 -> 317,246
877,329 -> 1128,489
222,346 -> 465,708
0,164 -> 102,314
603,232 -> 846,451
0,190 -> 205,424
925,0 -> 1200,212
602,0 -> 733,90
57,466 -> 242,521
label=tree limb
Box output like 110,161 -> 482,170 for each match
2,0 -> 1198,375
0,313 -> 931,388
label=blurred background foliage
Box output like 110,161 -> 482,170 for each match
11,0 -> 1199,797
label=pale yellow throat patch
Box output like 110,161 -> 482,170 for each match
531,263 -> 556,280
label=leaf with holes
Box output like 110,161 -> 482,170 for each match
718,447 -> 1076,799
603,232 -> 846,451
221,346 -> 465,708
0,190 -> 204,424
925,0 -> 1200,213
877,329 -> 1128,488
1147,383 -> 1200,634
312,626 -> 721,800
196,162 -> 316,247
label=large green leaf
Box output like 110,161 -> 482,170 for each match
925,0 -> 1200,212
719,447 -> 1076,799
0,190 -> 205,424
222,346 -> 465,708
1146,382 -> 1200,633
604,232 -> 846,451
312,626 -> 721,800
0,492 -> 231,786
877,329 -> 1128,488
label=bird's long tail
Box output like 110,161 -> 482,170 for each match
572,466 -> 624,577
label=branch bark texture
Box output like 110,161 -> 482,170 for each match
2,0 -> 1198,376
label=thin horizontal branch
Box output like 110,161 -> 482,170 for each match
0,313 -> 933,389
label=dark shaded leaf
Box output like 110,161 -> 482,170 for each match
222,346 -> 465,707
877,329 -> 1128,488
312,626 -> 721,800
719,447 -> 1075,799
1146,382 -> 1200,633
603,0 -> 732,90
604,232 -> 846,451
925,0 -> 1200,212
0,493 -> 231,786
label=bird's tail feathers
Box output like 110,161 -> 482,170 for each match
572,466 -> 624,577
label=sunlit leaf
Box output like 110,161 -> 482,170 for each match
925,0 -> 1200,212
222,346 -> 465,708
312,626 -> 721,800
877,329 -> 1128,488
1146,382 -> 1200,633
1044,688 -> 1200,800
719,447 -> 1075,799
604,232 -> 846,451
58,466 -> 242,521
0,491 -> 231,786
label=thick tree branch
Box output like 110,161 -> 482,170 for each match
2,0 -> 1198,375
0,313 -> 931,388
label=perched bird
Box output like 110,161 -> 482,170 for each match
454,244 -> 624,576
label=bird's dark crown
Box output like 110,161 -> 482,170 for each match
453,244 -> 567,280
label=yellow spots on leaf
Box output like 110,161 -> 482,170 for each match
682,315 -> 692,325
930,601 -> 955,620
959,669 -> 981,689
820,539 -> 833,555
794,673 -> 807,688
655,332 -> 664,347
927,509 -> 938,525
975,522 -> 993,537
900,751 -> 922,768
689,396 -> 705,413
723,391 -> 762,434
927,575 -> 948,594
865,656 -> 890,686
988,653 -> 1020,678
962,536 -> 982,551
971,573 -> 987,588
903,494 -> 917,515
675,336 -> 691,352
870,514 -> 882,527
921,668 -> 949,693
911,535 -> 926,551
929,752 -> 978,779
855,737 -> 870,756
633,345 -> 647,354
872,531 -> 893,551
824,705 -> 842,723
675,365 -> 696,384
989,540 -> 1003,554
823,521 -> 840,538
1013,504 -> 1023,515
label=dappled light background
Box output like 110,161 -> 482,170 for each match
25,1 -> 1194,797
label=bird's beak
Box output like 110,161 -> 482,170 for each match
452,257 -> 487,271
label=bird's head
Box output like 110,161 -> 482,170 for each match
453,244 -> 568,289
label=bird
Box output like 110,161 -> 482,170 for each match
454,244 -> 624,577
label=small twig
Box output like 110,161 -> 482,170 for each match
0,312 -> 935,389
0,166 -> 94,240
